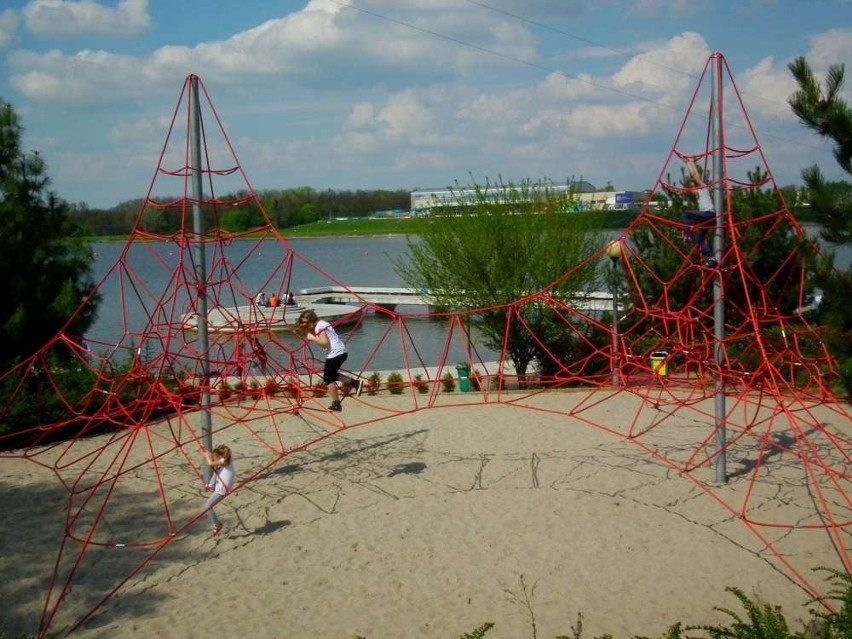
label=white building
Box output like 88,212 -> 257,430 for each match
410,183 -> 647,213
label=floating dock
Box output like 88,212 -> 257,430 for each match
181,286 -> 621,333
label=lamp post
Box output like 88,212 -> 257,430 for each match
605,240 -> 622,387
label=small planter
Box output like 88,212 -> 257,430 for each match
217,383 -> 233,402
413,374 -> 430,394
441,372 -> 456,393
281,382 -> 300,399
264,380 -> 280,396
366,372 -> 382,396
387,372 -> 405,395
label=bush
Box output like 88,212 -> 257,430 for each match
442,372 -> 456,392
387,371 -> 405,395
366,371 -> 382,396
263,379 -> 279,396
414,373 -> 430,394
837,357 -> 852,401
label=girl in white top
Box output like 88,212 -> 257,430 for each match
295,309 -> 361,412
202,444 -> 235,536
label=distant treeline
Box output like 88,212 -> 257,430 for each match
66,185 -> 825,238
68,187 -> 412,236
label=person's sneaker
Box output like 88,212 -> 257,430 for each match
211,523 -> 223,537
329,400 -> 342,412
704,257 -> 718,268
681,227 -> 694,243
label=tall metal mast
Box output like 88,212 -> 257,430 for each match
189,75 -> 212,480
710,54 -> 728,484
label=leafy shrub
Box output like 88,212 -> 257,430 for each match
387,371 -> 405,395
366,371 -> 382,396
263,379 -> 279,396
442,371 -> 456,392
414,373 -> 430,394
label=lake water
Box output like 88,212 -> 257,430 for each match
87,235 -> 493,371
86,228 -> 851,371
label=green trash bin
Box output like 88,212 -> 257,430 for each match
456,363 -> 471,392
650,351 -> 668,377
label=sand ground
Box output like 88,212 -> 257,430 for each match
1,391 -> 848,638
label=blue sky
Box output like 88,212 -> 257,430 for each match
0,0 -> 850,208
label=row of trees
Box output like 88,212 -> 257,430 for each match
69,186 -> 411,236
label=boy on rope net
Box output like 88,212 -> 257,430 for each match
681,156 -> 718,268
201,444 -> 236,537
294,309 -> 363,412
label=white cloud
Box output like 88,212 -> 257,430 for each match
735,27 -> 852,123
335,130 -> 379,154
23,0 -> 151,37
806,28 -> 852,72
108,115 -> 172,143
0,9 -> 20,48
9,48 -> 151,101
346,102 -> 377,129
631,0 -> 711,16
612,32 -> 709,98
377,90 -> 436,137
8,0 -> 556,104
736,56 -> 798,120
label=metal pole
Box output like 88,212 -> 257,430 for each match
710,54 -> 727,484
189,75 -> 213,481
611,258 -> 619,386
606,240 -> 622,387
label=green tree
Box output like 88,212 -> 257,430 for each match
788,56 -> 852,244
294,201 -> 321,225
0,100 -> 99,370
630,167 -> 812,353
392,177 -> 606,378
788,56 -> 852,395
220,208 -> 251,232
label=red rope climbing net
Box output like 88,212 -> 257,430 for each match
1,57 -> 849,637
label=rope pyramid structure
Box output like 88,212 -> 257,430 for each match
0,55 -> 849,636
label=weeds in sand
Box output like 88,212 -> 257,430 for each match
455,567 -> 852,639
505,574 -> 542,639
459,623 -> 496,638
5,569 -> 850,639
556,612 -> 585,639
696,586 -> 798,638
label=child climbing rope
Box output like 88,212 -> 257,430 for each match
681,157 -> 718,268
293,309 -> 362,412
